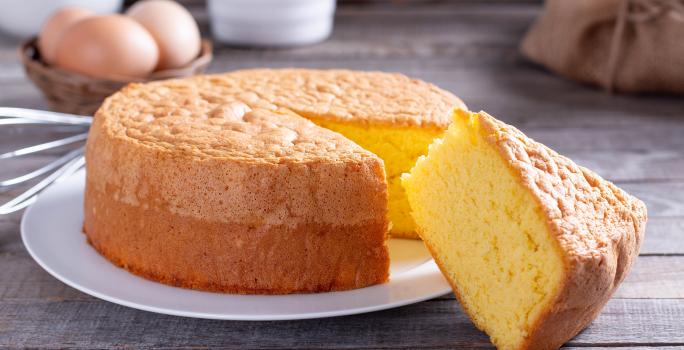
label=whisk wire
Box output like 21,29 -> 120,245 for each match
0,118 -> 46,125
0,148 -> 84,187
0,151 -> 85,215
0,107 -> 91,215
0,107 -> 92,125
0,133 -> 88,160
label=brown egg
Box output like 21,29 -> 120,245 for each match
38,7 -> 93,64
54,15 -> 159,80
126,0 -> 201,70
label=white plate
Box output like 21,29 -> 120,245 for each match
21,170 -> 451,320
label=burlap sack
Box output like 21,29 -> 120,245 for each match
521,0 -> 684,93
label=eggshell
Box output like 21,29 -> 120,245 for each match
126,0 -> 200,70
54,15 -> 159,80
38,7 -> 93,64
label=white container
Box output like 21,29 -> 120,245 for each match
0,0 -> 123,38
208,0 -> 336,47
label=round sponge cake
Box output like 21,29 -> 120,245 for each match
84,68 -> 465,293
84,81 -> 390,294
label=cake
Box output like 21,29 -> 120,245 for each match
220,69 -> 466,239
84,68 -> 466,293
84,88 -> 389,294
402,109 -> 647,349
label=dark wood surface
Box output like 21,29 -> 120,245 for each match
1,2 -> 683,349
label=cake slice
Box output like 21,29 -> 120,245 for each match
402,109 -> 646,349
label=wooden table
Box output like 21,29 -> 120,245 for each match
1,2 -> 683,349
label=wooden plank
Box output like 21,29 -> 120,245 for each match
614,257 -> 684,299
0,298 -> 681,349
521,125 -> 684,153
564,150 -> 684,183
620,182 -> 684,218
0,251 -> 682,303
640,218 -> 684,255
569,299 -> 684,346
2,298 -> 492,349
0,215 -> 23,254
211,4 -> 536,60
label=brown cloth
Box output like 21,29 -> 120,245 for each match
521,0 -> 684,93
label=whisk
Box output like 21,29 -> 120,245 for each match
0,107 -> 92,215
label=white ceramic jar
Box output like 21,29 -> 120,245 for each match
0,0 -> 123,38
207,0 -> 336,46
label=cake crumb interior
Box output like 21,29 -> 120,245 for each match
310,117 -> 441,238
402,110 -> 565,349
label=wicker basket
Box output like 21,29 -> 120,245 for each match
20,37 -> 213,115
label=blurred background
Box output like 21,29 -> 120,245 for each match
1,0 -> 682,112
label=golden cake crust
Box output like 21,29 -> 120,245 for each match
440,111 -> 647,349
85,187 -> 389,294
213,68 -> 466,128
90,82 -> 387,225
84,73 -> 393,294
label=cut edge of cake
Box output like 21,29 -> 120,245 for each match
308,117 -> 446,239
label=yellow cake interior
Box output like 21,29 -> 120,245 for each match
311,118 -> 441,239
402,110 -> 565,349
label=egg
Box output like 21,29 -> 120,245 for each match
54,15 -> 159,80
126,0 -> 201,70
38,7 -> 93,64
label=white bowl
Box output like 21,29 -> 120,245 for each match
0,0 -> 123,38
208,0 -> 336,46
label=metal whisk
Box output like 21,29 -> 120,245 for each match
0,107 -> 92,215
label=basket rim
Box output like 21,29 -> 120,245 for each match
20,37 -> 213,83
